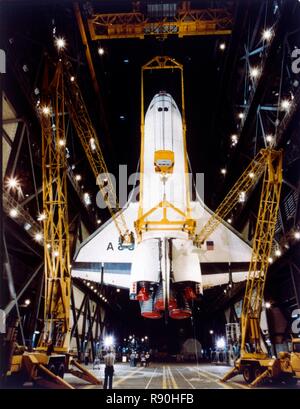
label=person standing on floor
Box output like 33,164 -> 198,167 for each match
103,348 -> 115,389
145,351 -> 150,367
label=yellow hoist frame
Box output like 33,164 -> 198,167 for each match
135,56 -> 196,240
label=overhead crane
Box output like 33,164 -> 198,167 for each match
86,2 -> 233,40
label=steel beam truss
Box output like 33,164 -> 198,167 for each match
240,149 -> 282,355
87,7 -> 232,40
38,62 -> 71,352
194,149 -> 269,246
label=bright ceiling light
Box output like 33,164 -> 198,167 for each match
268,257 -> 273,264
227,218 -> 232,224
97,219 -> 101,225
116,288 -> 120,292
280,99 -> 291,111
250,66 -> 260,78
24,299 -> 31,306
238,112 -> 245,119
265,301 -> 271,309
249,172 -> 255,178
219,42 -> 226,51
59,139 -> 66,146
34,232 -> 43,242
216,337 -> 226,349
37,212 -> 46,221
75,174 -> 82,181
294,231 -> 300,240
231,134 -> 238,143
262,28 -> 273,41
89,138 -> 96,151
24,223 -> 32,231
239,191 -> 246,203
266,134 -> 273,143
98,47 -> 105,55
84,192 -> 91,206
221,168 -> 227,175
9,208 -> 18,218
275,248 -> 281,257
70,76 -> 75,82
104,335 -> 114,348
55,37 -> 66,50
42,106 -> 50,116
6,177 -> 19,190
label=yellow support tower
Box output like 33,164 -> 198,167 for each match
220,150 -> 286,386
240,149 -> 282,356
39,61 -> 71,352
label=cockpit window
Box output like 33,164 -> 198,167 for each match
164,107 -> 168,111
158,107 -> 163,112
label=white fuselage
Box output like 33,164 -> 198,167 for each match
131,93 -> 201,287
142,93 -> 188,225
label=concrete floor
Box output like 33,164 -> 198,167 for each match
64,363 -> 300,389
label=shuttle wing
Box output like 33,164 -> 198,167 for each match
72,199 -> 252,290
72,202 -> 138,289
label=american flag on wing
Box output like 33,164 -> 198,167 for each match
206,241 -> 214,250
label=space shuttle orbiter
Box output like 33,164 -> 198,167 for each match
72,92 -> 252,319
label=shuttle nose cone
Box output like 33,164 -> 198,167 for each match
153,91 -> 172,101
149,92 -> 178,112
